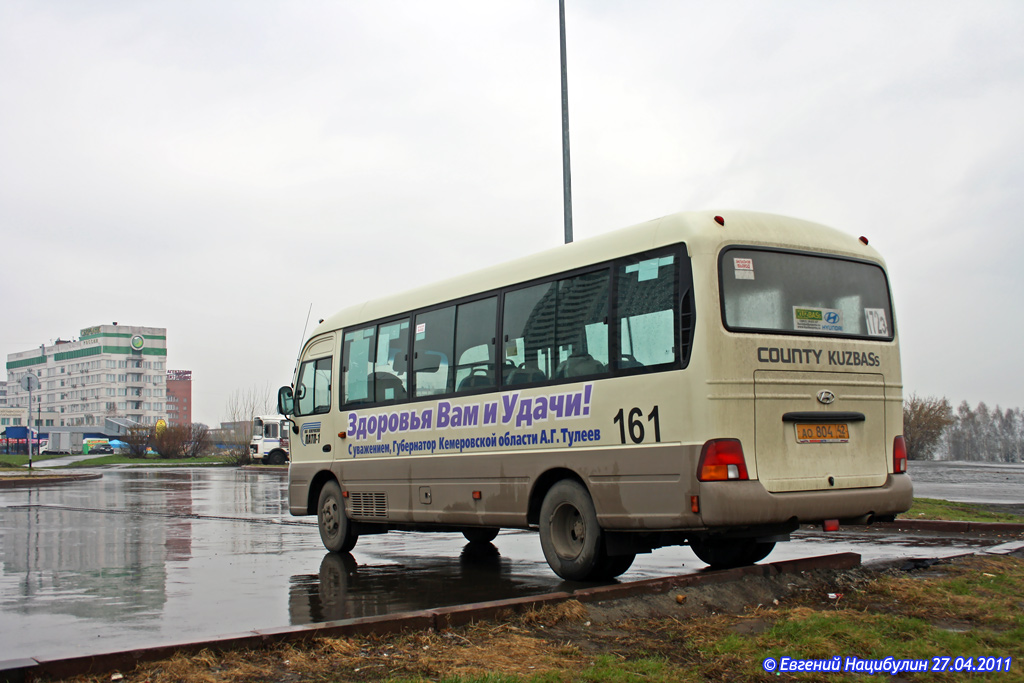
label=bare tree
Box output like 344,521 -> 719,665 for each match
152,425 -> 192,459
904,397 -> 1024,463
123,425 -> 151,459
220,384 -> 276,465
184,423 -> 211,458
994,408 -> 1023,463
903,394 -> 953,460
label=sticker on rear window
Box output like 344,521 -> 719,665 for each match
864,308 -> 889,336
793,306 -> 843,332
733,257 -> 755,280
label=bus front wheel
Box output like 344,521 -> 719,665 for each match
318,481 -> 358,553
690,538 -> 775,569
539,480 -> 606,581
463,527 -> 500,544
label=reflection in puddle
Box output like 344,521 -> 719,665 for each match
290,542 -> 523,624
2,464 -> 1019,662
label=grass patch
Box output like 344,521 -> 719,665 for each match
0,452 -> 71,467
63,454 -> 233,467
903,497 -> 1024,523
2,453 -> 231,469
51,554 -> 1024,683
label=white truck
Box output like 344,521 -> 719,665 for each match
41,431 -> 85,455
249,415 -> 290,465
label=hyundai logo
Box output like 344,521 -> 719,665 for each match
825,312 -> 840,324
817,390 -> 836,405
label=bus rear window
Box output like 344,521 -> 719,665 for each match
720,248 -> 894,340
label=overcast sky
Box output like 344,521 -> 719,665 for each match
2,1 -> 1023,425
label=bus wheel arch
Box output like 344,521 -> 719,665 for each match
308,470 -> 339,516
528,468 -> 585,527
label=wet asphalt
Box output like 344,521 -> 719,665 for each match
0,461 -> 1020,662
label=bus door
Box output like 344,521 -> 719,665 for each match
754,369 -> 888,492
289,334 -> 337,465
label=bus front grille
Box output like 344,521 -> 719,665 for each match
349,492 -> 388,518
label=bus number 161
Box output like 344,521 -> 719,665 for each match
613,406 -> 662,444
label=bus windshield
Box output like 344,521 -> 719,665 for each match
720,248 -> 894,340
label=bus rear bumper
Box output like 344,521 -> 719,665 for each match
698,474 -> 913,528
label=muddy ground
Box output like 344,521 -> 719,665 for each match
50,545 -> 1024,683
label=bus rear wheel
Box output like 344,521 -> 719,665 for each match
591,550 -> 636,579
540,480 -> 608,581
690,537 -> 775,569
318,481 -> 358,553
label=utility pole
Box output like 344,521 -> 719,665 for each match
559,0 -> 573,244
21,372 -> 39,471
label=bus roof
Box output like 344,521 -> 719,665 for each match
312,210 -> 884,338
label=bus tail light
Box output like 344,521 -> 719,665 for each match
893,436 -> 908,473
697,439 -> 749,481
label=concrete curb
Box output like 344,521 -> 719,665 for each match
0,473 -> 102,489
0,553 -> 859,682
875,519 -> 1024,534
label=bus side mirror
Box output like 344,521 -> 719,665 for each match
277,386 -> 295,416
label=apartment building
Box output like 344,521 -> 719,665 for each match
5,323 -> 168,428
165,370 -> 193,427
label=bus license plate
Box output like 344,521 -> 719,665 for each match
796,423 -> 849,444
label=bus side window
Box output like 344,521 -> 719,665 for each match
313,357 -> 332,411
617,254 -> 678,370
374,319 -> 409,402
555,270 -> 610,379
454,297 -> 497,392
413,307 -> 455,398
502,283 -> 555,385
342,326 -> 376,405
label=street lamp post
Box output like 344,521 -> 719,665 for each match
559,0 -> 573,244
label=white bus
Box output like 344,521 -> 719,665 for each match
250,415 -> 290,465
278,210 -> 911,580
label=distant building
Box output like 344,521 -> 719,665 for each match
5,323 -> 168,429
209,420 -> 250,449
0,379 -> 7,407
166,370 -> 193,427
0,407 -> 25,429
